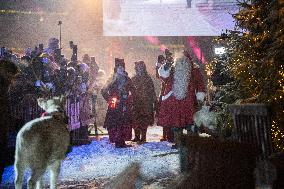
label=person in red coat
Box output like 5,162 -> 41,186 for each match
156,51 -> 176,142
101,58 -> 136,148
157,50 -> 206,147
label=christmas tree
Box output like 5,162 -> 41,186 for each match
212,0 -> 284,151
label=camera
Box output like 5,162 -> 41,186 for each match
39,44 -> 44,51
69,41 -> 74,49
54,48 -> 62,63
69,41 -> 77,62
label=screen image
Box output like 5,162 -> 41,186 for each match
104,0 -> 238,36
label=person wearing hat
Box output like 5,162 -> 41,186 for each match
157,50 -> 205,148
164,49 -> 174,66
186,0 -> 192,8
155,55 -> 170,141
0,60 -> 18,183
131,60 -> 157,143
155,49 -> 176,143
101,58 -> 136,148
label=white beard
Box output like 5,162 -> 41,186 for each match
173,57 -> 191,100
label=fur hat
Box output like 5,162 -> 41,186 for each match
183,49 -> 192,60
82,54 -> 90,63
158,55 -> 165,62
134,60 -> 146,70
164,49 -> 173,56
115,58 -> 125,68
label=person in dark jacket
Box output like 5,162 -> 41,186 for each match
186,0 -> 192,8
131,61 -> 157,143
101,58 -> 135,148
0,60 -> 18,184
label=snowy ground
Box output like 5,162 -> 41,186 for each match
103,0 -> 238,36
1,126 -> 180,189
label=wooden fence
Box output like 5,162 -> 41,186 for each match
9,94 -> 95,145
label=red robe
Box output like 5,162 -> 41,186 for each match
157,63 -> 205,128
101,75 -> 135,143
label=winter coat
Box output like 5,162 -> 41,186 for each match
157,64 -> 205,128
131,73 -> 157,127
101,74 -> 135,142
0,60 -> 18,183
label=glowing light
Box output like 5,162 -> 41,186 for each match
214,47 -> 226,55
110,97 -> 118,109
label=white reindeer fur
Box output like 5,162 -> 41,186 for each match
193,105 -> 217,130
196,92 -> 206,102
14,96 -> 70,189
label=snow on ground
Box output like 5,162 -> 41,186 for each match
1,126 -> 180,188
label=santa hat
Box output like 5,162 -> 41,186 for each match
115,58 -> 125,68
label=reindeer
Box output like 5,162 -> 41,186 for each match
14,96 -> 70,189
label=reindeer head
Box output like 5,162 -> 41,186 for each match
37,96 -> 66,114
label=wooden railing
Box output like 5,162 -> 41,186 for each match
228,104 -> 273,159
9,94 -> 95,145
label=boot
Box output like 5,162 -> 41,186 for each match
140,128 -> 147,143
171,127 -> 183,149
132,129 -> 141,142
186,124 -> 195,135
160,127 -> 167,141
167,127 -> 175,143
115,141 -> 127,148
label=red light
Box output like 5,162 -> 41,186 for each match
110,97 -> 118,109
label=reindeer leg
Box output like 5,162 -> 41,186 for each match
28,167 -> 45,189
49,160 -> 61,189
36,175 -> 44,189
14,159 -> 24,189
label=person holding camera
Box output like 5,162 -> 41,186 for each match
101,58 -> 135,148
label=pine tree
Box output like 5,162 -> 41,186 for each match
213,0 -> 284,151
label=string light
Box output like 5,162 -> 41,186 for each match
212,0 -> 284,151
0,9 -> 67,16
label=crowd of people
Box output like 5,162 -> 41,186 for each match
100,48 -> 205,148
1,38 -> 103,106
0,37 -> 206,151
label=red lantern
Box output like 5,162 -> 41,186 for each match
110,97 -> 118,109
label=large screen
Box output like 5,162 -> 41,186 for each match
103,0 -> 238,36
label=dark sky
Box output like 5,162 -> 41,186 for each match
0,0 -> 103,50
